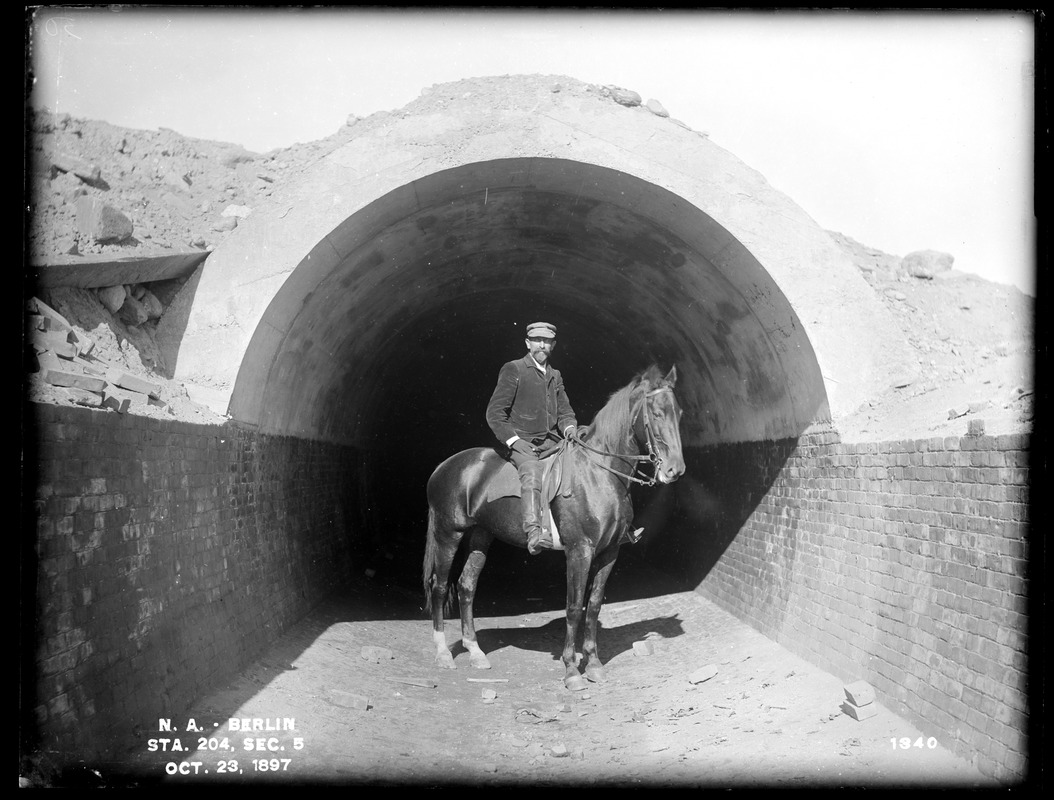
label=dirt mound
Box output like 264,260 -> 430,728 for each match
23,96 -> 1034,439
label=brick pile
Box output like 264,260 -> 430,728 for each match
26,296 -> 166,415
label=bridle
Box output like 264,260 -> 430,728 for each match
573,386 -> 675,487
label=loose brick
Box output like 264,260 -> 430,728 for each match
103,368 -> 162,398
44,369 -> 106,393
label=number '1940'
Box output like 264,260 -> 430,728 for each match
892,737 -> 938,749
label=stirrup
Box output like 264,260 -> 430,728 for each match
622,527 -> 645,545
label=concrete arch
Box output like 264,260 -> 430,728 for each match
165,75 -> 913,446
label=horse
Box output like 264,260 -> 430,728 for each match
422,365 -> 685,691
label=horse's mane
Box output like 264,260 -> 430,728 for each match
586,365 -> 665,453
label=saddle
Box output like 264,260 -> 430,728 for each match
484,441 -> 575,508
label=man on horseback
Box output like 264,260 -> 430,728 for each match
486,321 -> 579,555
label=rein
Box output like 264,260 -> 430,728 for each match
574,386 -> 673,487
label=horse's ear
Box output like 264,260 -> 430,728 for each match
664,365 -> 678,387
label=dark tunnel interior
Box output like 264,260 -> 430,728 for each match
356,287 -> 695,600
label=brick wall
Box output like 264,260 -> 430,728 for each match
648,427 -> 1030,784
23,403 -> 362,770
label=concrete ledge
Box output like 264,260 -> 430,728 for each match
30,251 -> 209,289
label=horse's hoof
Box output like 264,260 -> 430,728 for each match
584,665 -> 608,683
435,652 -> 457,670
564,674 -> 588,692
469,653 -> 492,670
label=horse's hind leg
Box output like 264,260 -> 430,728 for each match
426,513 -> 463,670
458,528 -> 494,669
581,544 -> 620,684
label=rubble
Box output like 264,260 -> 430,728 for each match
841,680 -> 878,721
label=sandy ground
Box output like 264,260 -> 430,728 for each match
109,554 -> 998,790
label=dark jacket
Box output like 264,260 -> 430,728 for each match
486,355 -> 578,445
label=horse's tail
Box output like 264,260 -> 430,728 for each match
423,505 -> 440,614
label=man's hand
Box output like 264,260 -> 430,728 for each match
564,425 -> 585,443
511,439 -> 536,457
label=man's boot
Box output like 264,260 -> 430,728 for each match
518,461 -> 551,555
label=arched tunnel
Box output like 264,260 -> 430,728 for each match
210,155 -> 832,594
148,71 -> 913,627
26,78 -> 1027,782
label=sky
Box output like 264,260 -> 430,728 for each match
26,8 -> 1037,295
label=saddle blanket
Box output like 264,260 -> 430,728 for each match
484,447 -> 572,550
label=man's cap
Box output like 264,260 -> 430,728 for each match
526,322 -> 557,339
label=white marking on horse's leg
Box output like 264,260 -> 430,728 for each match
434,629 -> 456,669
464,639 -> 492,670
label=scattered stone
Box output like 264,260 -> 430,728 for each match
212,216 -> 238,232
51,152 -> 102,184
902,249 -> 954,279
139,289 -> 164,321
687,664 -> 719,684
162,169 -> 191,192
482,762 -> 498,773
947,406 -> 969,420
221,148 -> 255,168
481,688 -> 497,701
96,285 -> 127,314
632,640 -> 655,657
104,368 -> 161,398
74,195 -> 134,243
840,701 -> 877,721
44,369 -> 106,393
103,385 -> 156,411
30,329 -> 77,359
222,204 -> 253,219
644,98 -> 669,117
843,681 -> 875,707
607,86 -> 642,107
966,418 -> 986,437
59,386 -> 104,408
102,392 -> 132,414
360,645 -> 394,663
117,295 -> 150,327
27,297 -> 73,332
967,400 -> 992,414
550,744 -> 569,758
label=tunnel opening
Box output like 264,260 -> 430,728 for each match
232,157 -> 829,610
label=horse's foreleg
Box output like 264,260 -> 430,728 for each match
458,529 -> 493,670
581,544 -> 620,684
562,546 -> 594,691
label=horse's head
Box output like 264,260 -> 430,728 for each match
634,365 -> 686,485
